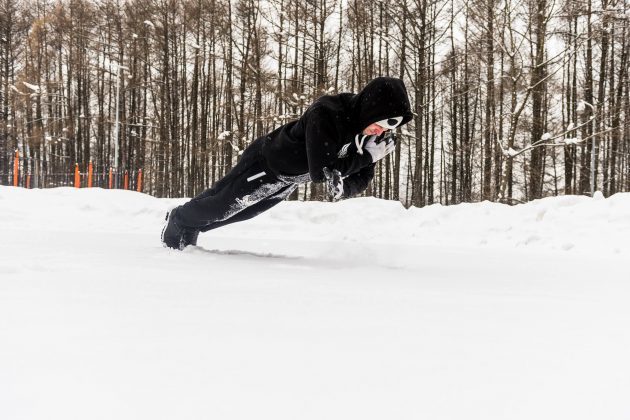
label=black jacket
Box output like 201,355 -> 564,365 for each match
262,77 -> 412,197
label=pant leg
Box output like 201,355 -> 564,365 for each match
200,183 -> 298,232
182,138 -> 263,209
177,138 -> 294,230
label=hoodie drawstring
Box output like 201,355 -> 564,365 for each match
355,134 -> 370,155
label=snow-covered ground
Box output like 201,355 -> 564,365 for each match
1,186 -> 629,420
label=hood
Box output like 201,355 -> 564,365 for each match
350,77 -> 413,132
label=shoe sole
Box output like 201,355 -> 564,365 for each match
160,211 -> 170,248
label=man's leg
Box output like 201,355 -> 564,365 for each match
200,183 -> 298,232
162,139 -> 297,249
178,166 -> 289,228
163,177 -> 295,249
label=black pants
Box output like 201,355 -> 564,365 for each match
178,138 -> 299,232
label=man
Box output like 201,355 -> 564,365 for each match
161,76 -> 412,250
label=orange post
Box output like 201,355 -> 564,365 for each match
74,163 -> 81,188
13,150 -> 19,187
88,161 -> 93,188
108,167 -> 113,189
124,170 -> 129,190
136,169 -> 143,192
26,174 -> 31,189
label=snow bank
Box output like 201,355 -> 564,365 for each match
253,193 -> 630,257
1,186 -> 627,258
1,187 -> 629,420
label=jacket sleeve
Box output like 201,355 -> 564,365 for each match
305,107 -> 372,182
342,164 -> 375,198
331,142 -> 374,177
305,106 -> 341,183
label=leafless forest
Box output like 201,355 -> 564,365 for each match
1,0 -> 629,205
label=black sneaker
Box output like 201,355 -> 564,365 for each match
161,206 -> 199,250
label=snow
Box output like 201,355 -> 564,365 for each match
1,186 -> 629,419
217,130 -> 231,140
506,146 -> 519,157
22,81 -> 41,92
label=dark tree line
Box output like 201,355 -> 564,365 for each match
1,0 -> 629,206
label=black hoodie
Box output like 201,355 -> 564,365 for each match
262,77 -> 412,193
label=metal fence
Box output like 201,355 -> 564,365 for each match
2,152 -> 143,191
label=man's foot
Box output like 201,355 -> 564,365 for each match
161,206 -> 199,250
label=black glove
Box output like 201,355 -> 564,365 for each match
323,167 -> 343,201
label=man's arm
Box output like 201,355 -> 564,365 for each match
330,135 -> 374,177
341,164 -> 375,198
305,107 -> 372,182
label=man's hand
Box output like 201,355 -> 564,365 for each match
365,133 -> 396,163
323,167 -> 344,201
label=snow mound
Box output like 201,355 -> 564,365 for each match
1,187 -> 628,258
1,187 -> 629,420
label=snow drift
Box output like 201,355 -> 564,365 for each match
1,186 -> 628,420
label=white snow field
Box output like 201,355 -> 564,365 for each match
1,186 -> 629,420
